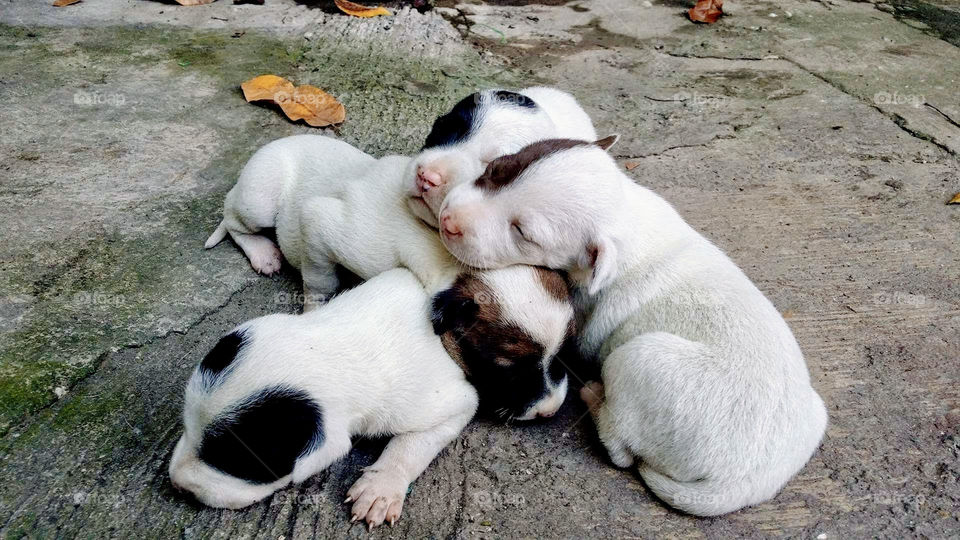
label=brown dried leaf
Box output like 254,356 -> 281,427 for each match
52,0 -> 80,6
689,0 -> 723,24
624,162 -> 639,170
241,74 -> 295,103
174,0 -> 216,5
278,85 -> 346,127
948,192 -> 960,205
334,0 -> 391,18
240,75 -> 345,127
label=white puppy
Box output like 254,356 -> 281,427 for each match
204,135 -> 479,309
170,267 -> 575,527
434,139 -> 829,516
407,87 -> 597,227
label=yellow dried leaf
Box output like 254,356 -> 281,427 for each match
241,75 -> 295,103
334,0 -> 391,18
240,75 -> 345,127
949,192 -> 960,205
52,0 -> 80,6
278,85 -> 346,127
174,0 -> 215,5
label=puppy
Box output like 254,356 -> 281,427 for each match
434,139 -> 829,516
204,135 -> 477,309
407,87 -> 597,227
170,267 -> 574,527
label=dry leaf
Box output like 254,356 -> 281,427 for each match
625,162 -> 639,170
52,0 -> 80,6
689,0 -> 723,24
241,74 -> 295,102
174,0 -> 215,5
948,192 -> 960,205
241,75 -> 345,127
334,0 -> 391,18
278,85 -> 346,127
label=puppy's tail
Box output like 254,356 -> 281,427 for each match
204,221 -> 228,249
639,465 -> 764,517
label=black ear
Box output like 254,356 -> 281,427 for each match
594,134 -> 619,151
430,287 -> 478,335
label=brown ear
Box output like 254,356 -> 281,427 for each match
594,134 -> 619,151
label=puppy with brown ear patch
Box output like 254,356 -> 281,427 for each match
435,139 -> 828,516
170,266 -> 575,528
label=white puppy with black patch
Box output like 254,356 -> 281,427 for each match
170,266 -> 575,527
407,87 -> 597,227
434,139 -> 829,516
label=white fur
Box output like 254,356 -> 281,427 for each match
407,87 -> 598,227
437,144 -> 828,516
170,269 -> 478,527
206,135 -> 476,309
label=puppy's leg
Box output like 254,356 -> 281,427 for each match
230,232 -> 283,275
346,406 -> 474,529
580,381 -> 635,468
298,197 -> 346,307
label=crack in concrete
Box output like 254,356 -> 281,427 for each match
0,279 -> 259,443
618,134 -> 735,160
659,51 -> 779,62
925,102 -> 960,130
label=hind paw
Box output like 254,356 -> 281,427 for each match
249,246 -> 283,275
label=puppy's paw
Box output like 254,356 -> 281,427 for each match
345,468 -> 408,529
249,245 -> 283,276
580,381 -> 605,410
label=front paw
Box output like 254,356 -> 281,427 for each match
345,468 -> 408,529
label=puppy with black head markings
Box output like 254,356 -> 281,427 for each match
170,266 -> 575,528
407,86 -> 597,227
435,139 -> 828,516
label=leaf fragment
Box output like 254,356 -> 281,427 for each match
52,0 -> 80,6
334,0 -> 391,18
948,192 -> 960,205
625,162 -> 639,170
241,75 -> 345,127
689,0 -> 723,24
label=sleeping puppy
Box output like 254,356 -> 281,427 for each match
204,135 -> 476,309
434,139 -> 829,516
406,87 -> 597,228
170,267 -> 574,527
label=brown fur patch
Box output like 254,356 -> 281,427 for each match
474,138 -> 593,191
533,267 -> 570,304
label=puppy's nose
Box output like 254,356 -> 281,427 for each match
441,214 -> 462,237
416,167 -> 442,192
537,409 -> 556,418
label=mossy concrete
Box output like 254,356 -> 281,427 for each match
0,0 -> 958,538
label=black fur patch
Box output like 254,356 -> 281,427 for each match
198,386 -> 324,484
422,90 -> 539,150
199,330 -> 246,386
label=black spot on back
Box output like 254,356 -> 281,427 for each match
198,386 -> 324,484
199,330 -> 246,386
492,90 -> 536,109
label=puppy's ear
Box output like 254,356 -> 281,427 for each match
430,286 -> 478,335
580,236 -> 618,295
593,134 -> 619,151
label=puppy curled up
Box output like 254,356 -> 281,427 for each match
436,138 -> 829,516
170,267 -> 575,528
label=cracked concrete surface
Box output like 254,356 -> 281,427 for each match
0,0 -> 958,537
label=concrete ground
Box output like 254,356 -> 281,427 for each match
0,0 -> 958,537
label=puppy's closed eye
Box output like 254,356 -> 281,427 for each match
511,220 -> 538,246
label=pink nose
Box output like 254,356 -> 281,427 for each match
416,167 -> 442,192
441,214 -> 461,237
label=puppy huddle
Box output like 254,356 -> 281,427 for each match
171,85 -> 827,525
